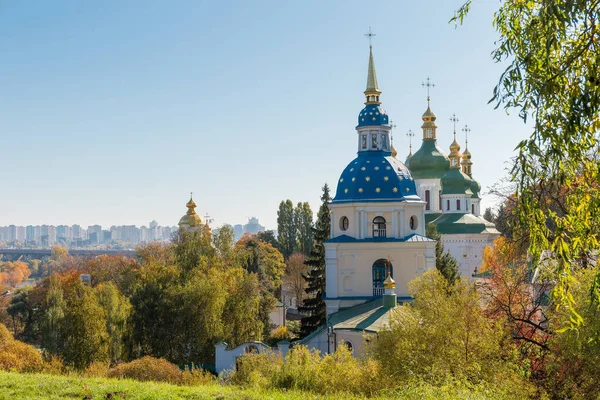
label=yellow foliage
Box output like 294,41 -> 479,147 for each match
108,356 -> 213,386
479,236 -> 521,273
230,345 -> 384,396
0,323 -> 45,373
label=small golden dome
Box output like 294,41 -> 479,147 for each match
450,137 -> 461,154
383,274 -> 396,289
462,146 -> 472,161
391,144 -> 398,158
422,105 -> 437,121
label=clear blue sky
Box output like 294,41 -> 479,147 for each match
0,1 -> 528,230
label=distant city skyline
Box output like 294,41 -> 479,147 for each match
0,1 -> 527,229
0,216 -> 269,247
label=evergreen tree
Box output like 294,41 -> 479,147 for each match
483,207 -> 494,222
295,202 -> 314,256
277,200 -> 297,258
299,184 -> 330,337
426,224 -> 459,284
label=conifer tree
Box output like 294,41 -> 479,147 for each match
299,184 -> 330,337
426,223 -> 459,284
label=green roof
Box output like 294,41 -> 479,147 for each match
441,168 -> 474,195
328,299 -> 409,333
425,213 -> 441,224
431,213 -> 499,235
408,140 -> 450,179
468,174 -> 481,198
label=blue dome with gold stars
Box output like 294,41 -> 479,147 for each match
358,104 -> 389,127
333,152 -> 419,203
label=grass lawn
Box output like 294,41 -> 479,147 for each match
0,370 -> 366,400
0,370 -> 524,399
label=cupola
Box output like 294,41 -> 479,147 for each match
178,194 -> 203,229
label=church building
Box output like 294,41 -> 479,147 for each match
406,95 -> 498,278
302,44 -> 436,355
302,41 -> 499,356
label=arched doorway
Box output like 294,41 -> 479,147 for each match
372,259 -> 393,296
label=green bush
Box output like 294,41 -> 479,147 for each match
108,356 -> 213,386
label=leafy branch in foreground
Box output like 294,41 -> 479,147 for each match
453,0 -> 600,329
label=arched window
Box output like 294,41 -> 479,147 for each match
439,191 -> 442,210
425,190 -> 431,211
372,216 -> 386,237
456,199 -> 461,210
339,216 -> 349,231
447,199 -> 450,211
410,215 -> 418,230
472,204 -> 475,214
372,259 -> 393,296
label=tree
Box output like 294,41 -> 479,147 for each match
40,275 -> 65,355
483,207 -> 494,222
212,225 -> 235,261
277,200 -> 297,258
59,272 -> 109,370
453,1 -> 600,327
96,282 -> 132,365
6,288 -> 34,339
171,227 -> 214,279
543,267 -> 600,398
299,184 -> 330,337
426,224 -> 459,284
0,261 -> 31,287
370,270 -> 534,394
284,253 -> 308,309
256,230 -> 279,250
233,235 -> 285,337
295,202 -> 314,256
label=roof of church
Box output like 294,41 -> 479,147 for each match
407,140 -> 450,179
430,212 -> 499,235
326,233 -> 435,243
469,174 -> 481,198
425,213 -> 441,224
357,104 -> 389,127
441,167 -> 474,196
333,152 -> 420,203
298,299 -> 411,345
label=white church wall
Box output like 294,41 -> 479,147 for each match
441,233 -> 497,278
325,241 -> 435,303
333,330 -> 374,357
303,328 -> 330,354
415,178 -> 443,214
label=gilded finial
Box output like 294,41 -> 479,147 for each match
383,259 -> 396,289
406,129 -> 415,156
364,28 -> 381,105
461,125 -> 473,174
422,76 -> 435,106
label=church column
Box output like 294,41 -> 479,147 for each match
392,211 -> 398,238
330,211 -> 335,237
362,212 -> 368,238
355,211 -> 360,238
399,209 -> 405,237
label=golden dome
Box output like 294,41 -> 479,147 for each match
422,105 -> 437,121
391,144 -> 398,158
383,273 -> 396,289
448,135 -> 462,169
179,195 -> 202,228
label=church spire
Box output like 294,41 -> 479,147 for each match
420,77 -> 437,140
364,28 -> 381,105
461,124 -> 473,175
448,114 -> 461,169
